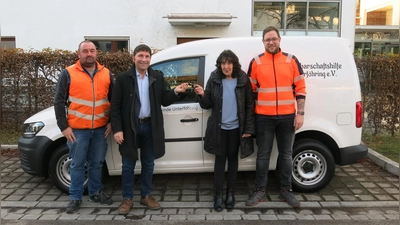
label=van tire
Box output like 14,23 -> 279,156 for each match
48,144 -> 88,194
291,139 -> 335,193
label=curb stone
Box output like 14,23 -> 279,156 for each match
367,148 -> 399,177
1,145 -> 399,177
1,145 -> 18,149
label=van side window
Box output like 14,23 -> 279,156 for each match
152,57 -> 205,102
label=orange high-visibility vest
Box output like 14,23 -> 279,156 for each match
248,50 -> 306,116
66,61 -> 111,129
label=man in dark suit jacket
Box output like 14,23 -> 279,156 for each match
110,44 -> 188,215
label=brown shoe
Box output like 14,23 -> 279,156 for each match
118,199 -> 133,215
140,195 -> 160,210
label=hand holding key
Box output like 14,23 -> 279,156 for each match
192,84 -> 204,97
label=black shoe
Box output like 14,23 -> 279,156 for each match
89,190 -> 113,205
225,188 -> 235,209
213,189 -> 223,212
66,200 -> 82,214
214,195 -> 223,212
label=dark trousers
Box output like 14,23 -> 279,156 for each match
255,115 -> 295,191
214,128 -> 240,191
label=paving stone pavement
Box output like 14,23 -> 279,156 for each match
1,156 -> 399,222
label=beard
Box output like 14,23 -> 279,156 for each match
80,57 -> 96,68
266,46 -> 280,55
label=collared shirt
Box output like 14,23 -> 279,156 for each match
136,70 -> 151,118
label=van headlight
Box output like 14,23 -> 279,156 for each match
22,122 -> 45,138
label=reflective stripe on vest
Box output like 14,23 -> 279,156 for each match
256,99 -> 295,106
68,96 -> 109,108
257,86 -> 293,93
68,109 -> 110,121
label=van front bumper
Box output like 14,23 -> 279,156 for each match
18,136 -> 53,176
339,143 -> 368,166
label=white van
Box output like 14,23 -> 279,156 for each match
18,36 -> 368,194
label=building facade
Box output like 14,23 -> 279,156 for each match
1,0 -> 356,52
355,0 -> 399,57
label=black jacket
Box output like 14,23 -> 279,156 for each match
110,65 -> 179,160
197,69 -> 255,158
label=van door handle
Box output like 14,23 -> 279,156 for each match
180,118 -> 199,123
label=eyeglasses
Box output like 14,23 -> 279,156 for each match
263,37 -> 279,43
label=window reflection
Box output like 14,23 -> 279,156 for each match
152,58 -> 201,102
308,2 -> 339,30
253,2 -> 285,30
92,40 -> 128,53
253,1 -> 341,36
286,2 -> 306,29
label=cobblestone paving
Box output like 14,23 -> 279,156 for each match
1,157 -> 399,222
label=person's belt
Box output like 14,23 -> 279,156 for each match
138,117 -> 151,123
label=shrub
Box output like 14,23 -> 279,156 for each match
356,54 -> 400,136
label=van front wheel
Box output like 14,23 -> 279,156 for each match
48,144 -> 88,194
291,139 -> 335,193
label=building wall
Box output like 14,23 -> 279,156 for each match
367,11 -> 388,25
1,0 -> 356,51
355,0 -> 399,57
359,0 -> 400,25
1,0 -> 251,51
340,0 -> 357,50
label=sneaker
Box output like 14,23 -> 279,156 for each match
89,190 -> 113,205
245,188 -> 266,206
140,195 -> 160,210
279,189 -> 300,208
118,199 -> 133,215
66,200 -> 82,214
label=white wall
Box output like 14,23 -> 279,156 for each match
0,0 -> 251,51
1,0 -> 356,51
394,0 -> 400,25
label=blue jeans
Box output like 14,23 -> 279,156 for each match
121,120 -> 155,199
67,127 -> 107,200
255,115 -> 295,191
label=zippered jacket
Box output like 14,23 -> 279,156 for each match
54,60 -> 114,131
248,49 -> 306,117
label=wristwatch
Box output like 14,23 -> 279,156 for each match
297,111 -> 305,115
